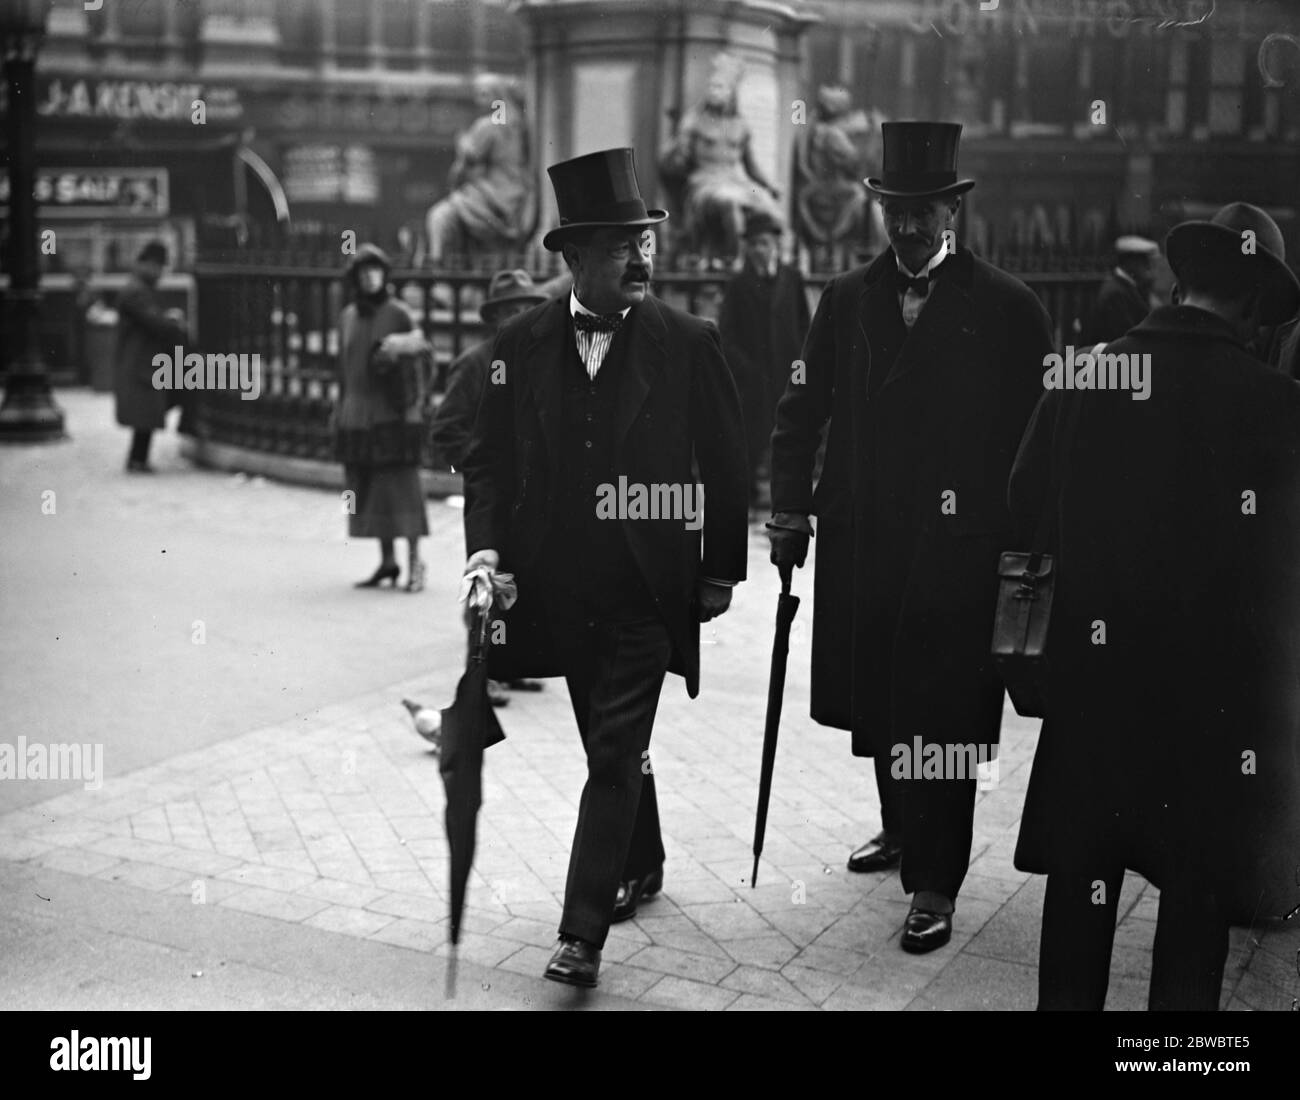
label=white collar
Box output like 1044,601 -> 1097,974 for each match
897,241 -> 950,281
1112,266 -> 1137,288
570,290 -> 632,321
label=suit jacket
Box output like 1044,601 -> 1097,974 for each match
462,294 -> 749,697
1082,271 -> 1149,346
770,247 -> 1054,754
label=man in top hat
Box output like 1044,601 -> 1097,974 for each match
1081,235 -> 1160,346
718,209 -> 811,508
768,122 -> 1055,953
113,240 -> 189,473
460,148 -> 749,987
1009,202 -> 1300,1009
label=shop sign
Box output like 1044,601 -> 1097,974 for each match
0,167 -> 169,218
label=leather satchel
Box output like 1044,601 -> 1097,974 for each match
992,397 -> 1079,718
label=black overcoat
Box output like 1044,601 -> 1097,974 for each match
430,336 -> 493,471
1010,305 -> 1300,922
462,294 -> 750,697
718,262 -> 810,465
770,247 -> 1054,756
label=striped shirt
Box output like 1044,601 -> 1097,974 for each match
897,242 -> 950,329
571,291 -> 631,380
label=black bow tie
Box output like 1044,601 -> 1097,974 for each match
573,311 -> 624,336
898,270 -> 931,298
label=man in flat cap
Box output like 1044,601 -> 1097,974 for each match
461,148 -> 749,987
1082,235 -> 1159,346
1010,202 -> 1300,1009
768,122 -> 1055,953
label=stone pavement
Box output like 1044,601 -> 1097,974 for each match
1,391 -> 1296,1011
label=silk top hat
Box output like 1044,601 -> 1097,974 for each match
1166,202 -> 1300,325
137,240 -> 168,265
865,122 -> 975,200
480,269 -> 547,323
542,147 -> 668,252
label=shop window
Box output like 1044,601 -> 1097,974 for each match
276,0 -> 321,66
1185,36 -> 1211,140
383,0 -> 418,70
1208,38 -> 1245,136
334,0 -> 370,69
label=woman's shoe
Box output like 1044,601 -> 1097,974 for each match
406,559 -> 426,593
355,564 -> 400,588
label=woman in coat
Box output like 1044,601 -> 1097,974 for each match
334,244 -> 430,591
113,241 -> 188,472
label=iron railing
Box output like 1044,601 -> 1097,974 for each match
192,256 -> 1106,471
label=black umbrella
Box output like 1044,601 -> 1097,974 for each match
439,578 -> 507,989
751,562 -> 800,888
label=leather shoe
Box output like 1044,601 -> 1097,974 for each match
544,935 -> 601,987
847,832 -> 903,873
901,907 -> 953,954
611,865 -> 663,924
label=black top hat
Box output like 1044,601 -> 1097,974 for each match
1166,202 -> 1300,326
542,148 -> 668,252
865,122 -> 975,200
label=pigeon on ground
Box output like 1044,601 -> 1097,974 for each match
402,698 -> 442,752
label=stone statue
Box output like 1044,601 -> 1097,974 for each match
425,74 -> 535,267
659,52 -> 783,264
792,86 -> 886,261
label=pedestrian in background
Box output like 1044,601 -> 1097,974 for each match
431,267 -> 549,705
1081,235 -> 1159,345
334,243 -> 431,592
1010,203 -> 1300,1011
717,209 -> 810,510
769,122 -> 1054,954
113,241 -> 188,473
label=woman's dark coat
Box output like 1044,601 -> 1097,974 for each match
1009,305 -> 1300,922
770,247 -> 1054,756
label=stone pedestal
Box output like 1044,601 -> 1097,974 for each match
513,0 -> 816,249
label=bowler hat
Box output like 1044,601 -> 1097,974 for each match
137,240 -> 168,265
542,148 -> 667,252
742,209 -> 784,240
480,269 -> 547,324
865,122 -> 975,201
1166,203 -> 1300,325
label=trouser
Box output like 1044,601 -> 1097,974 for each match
555,613 -> 672,948
128,429 -> 152,465
874,751 -> 904,838
1038,867 -> 1229,1011
898,771 -> 977,902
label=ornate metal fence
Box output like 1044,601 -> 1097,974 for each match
192,253 -> 1105,472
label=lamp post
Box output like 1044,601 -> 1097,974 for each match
0,0 -> 64,443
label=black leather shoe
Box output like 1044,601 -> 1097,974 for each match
544,935 -> 601,987
611,865 -> 663,924
901,907 -> 953,954
847,832 -> 903,873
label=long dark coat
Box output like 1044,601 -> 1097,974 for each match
430,336 -> 492,471
1081,270 -> 1148,346
462,294 -> 750,697
718,261 -> 810,470
1010,305 -> 1300,922
770,247 -> 1054,755
113,276 -> 188,431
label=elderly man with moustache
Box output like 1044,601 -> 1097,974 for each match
768,122 -> 1055,953
460,148 -> 749,987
